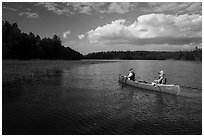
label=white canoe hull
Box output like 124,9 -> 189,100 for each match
119,74 -> 181,95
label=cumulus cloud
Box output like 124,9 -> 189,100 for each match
19,12 -> 39,19
63,30 -> 71,38
78,34 -> 85,39
87,13 -> 202,46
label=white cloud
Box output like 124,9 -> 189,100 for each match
63,30 -> 71,38
88,19 -> 126,43
19,12 -> 39,19
78,34 -> 85,39
87,13 -> 202,45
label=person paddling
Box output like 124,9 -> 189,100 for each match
125,68 -> 135,81
153,70 -> 167,84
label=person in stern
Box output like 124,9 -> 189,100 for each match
153,70 -> 167,85
124,68 -> 135,81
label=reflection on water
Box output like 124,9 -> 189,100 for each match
3,60 -> 202,135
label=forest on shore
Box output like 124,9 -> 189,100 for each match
2,21 -> 83,60
3,21 -> 202,61
85,49 -> 202,61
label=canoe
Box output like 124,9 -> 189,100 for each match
119,74 -> 181,95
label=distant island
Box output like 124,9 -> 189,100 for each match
85,49 -> 202,61
2,21 -> 83,60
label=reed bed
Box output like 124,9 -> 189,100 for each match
2,60 -> 73,86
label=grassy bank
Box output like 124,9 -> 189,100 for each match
2,60 -> 118,86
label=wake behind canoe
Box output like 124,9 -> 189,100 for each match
119,74 -> 181,95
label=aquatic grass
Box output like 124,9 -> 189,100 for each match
2,60 -> 68,86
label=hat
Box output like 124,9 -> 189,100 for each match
129,68 -> 133,71
158,70 -> 165,75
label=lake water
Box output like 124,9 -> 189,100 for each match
3,60 -> 202,135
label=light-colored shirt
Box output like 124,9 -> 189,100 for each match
127,72 -> 133,78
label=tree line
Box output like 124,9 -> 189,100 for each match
85,49 -> 202,61
2,21 -> 83,60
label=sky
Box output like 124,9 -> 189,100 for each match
2,2 -> 202,54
